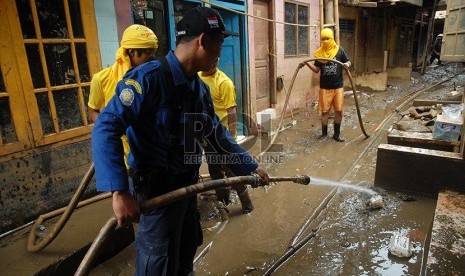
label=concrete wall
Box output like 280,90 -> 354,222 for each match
247,0 -> 320,119
0,141 -> 95,233
275,0 -> 321,112
375,144 -> 465,195
353,72 -> 388,91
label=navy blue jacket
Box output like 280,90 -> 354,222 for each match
92,51 -> 258,192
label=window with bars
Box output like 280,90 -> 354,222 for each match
0,0 -> 100,156
284,2 -> 309,56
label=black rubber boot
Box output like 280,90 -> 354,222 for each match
235,185 -> 254,214
333,123 -> 345,142
319,125 -> 328,139
215,187 -> 231,205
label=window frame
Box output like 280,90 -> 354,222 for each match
284,1 -> 310,57
0,0 -> 101,157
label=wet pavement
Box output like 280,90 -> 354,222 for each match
1,63 -> 464,275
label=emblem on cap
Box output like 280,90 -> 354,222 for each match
119,88 -> 134,106
207,16 -> 219,28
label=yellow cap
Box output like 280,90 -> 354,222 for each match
321,28 -> 334,40
121,24 -> 158,49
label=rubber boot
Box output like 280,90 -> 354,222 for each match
215,187 -> 231,205
319,125 -> 328,139
235,185 -> 254,214
333,123 -> 345,142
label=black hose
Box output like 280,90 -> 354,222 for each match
263,229 -> 318,276
75,175 -> 310,276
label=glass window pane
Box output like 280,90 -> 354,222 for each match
75,43 -> 90,82
44,44 -> 74,86
25,44 -> 46,88
298,26 -> 308,55
0,98 -> 18,144
68,0 -> 84,38
16,0 -> 36,39
35,93 -> 54,135
285,24 -> 296,55
36,0 -> 69,39
285,3 -> 296,23
54,88 -> 83,130
82,86 -> 90,121
285,3 -> 297,56
298,6 -> 308,55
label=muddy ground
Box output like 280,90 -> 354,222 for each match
1,63 -> 464,275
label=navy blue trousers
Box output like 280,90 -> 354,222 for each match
130,170 -> 202,276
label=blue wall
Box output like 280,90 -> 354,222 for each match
94,0 -> 119,68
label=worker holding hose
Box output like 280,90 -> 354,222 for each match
307,28 -> 351,142
91,7 -> 269,276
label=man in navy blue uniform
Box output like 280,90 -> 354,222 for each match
92,7 -> 270,276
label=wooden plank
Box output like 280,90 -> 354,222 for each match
388,129 -> 460,152
412,99 -> 461,107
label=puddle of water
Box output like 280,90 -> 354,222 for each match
309,176 -> 378,195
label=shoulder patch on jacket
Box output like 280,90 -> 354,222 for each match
119,88 -> 134,106
125,79 -> 142,94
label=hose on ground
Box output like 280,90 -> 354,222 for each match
27,163 -> 112,253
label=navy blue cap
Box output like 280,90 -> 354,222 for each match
176,7 -> 236,38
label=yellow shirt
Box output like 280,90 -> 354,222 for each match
88,66 -> 130,167
88,67 -> 115,109
199,69 -> 237,130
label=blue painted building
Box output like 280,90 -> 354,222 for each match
96,0 -> 250,135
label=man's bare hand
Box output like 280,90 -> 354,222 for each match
112,190 -> 140,226
254,166 -> 270,186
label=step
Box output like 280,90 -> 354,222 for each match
374,144 -> 465,195
387,129 -> 460,152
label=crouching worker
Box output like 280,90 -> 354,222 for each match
91,7 -> 269,276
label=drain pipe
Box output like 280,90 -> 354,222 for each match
74,174 -> 311,276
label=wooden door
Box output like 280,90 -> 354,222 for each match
441,0 -> 465,61
254,0 -> 271,112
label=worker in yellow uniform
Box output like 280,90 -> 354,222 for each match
199,62 -> 254,214
88,24 -> 158,165
307,28 -> 350,142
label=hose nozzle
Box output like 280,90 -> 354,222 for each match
294,175 -> 311,185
